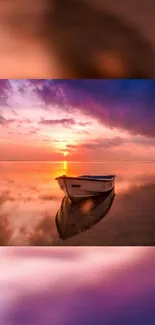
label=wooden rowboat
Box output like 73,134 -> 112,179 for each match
55,174 -> 116,201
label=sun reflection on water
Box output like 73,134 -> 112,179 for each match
63,160 -> 68,174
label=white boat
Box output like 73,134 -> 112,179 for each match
55,174 -> 116,200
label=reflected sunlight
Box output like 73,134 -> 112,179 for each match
63,160 -> 68,172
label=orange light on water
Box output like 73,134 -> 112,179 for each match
63,160 -> 68,171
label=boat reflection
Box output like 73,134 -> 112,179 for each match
55,188 -> 115,240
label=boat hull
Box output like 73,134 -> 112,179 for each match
55,175 -> 115,200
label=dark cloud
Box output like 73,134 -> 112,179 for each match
0,80 -> 12,107
0,115 -> 7,125
0,115 -> 15,126
29,79 -> 155,138
40,118 -> 91,128
29,130 -> 37,134
53,139 -> 68,143
66,144 -> 77,149
80,137 -> 125,150
15,119 -> 33,126
78,121 -> 92,127
40,118 -> 76,127
12,109 -> 18,116
66,137 -> 129,152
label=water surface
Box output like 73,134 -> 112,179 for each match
0,160 -> 155,245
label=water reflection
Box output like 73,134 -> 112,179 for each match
63,160 -> 68,173
1,161 -> 155,245
0,212 -> 12,245
55,189 -> 115,240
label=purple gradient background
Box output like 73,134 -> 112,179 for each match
0,247 -> 155,324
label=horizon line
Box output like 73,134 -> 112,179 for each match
1,160 -> 155,163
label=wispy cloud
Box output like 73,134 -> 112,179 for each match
0,115 -> 15,126
40,118 -> 76,127
40,118 -> 91,128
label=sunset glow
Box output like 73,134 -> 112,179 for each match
1,79 -> 155,161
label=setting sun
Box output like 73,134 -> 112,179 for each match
64,151 -> 69,157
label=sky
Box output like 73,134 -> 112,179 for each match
1,79 -> 155,161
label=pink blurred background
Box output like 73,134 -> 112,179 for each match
0,247 -> 155,325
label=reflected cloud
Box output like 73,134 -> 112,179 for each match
0,212 -> 13,245
27,213 -> 57,246
38,194 -> 60,201
0,190 -> 15,205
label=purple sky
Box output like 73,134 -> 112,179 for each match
1,79 -> 155,161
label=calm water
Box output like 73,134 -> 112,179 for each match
0,160 -> 155,245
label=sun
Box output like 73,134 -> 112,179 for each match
64,151 -> 69,157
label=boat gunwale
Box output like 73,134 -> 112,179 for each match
55,175 -> 116,182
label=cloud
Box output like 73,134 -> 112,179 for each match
1,80 -> 155,139
12,109 -> 18,116
66,137 -> 126,152
38,194 -> 59,201
0,80 -> 12,107
78,122 -> 92,127
80,137 -> 125,150
0,115 -> 7,125
29,130 -> 37,134
39,118 -> 91,128
0,115 -> 16,126
0,190 -> 15,205
28,79 -> 155,138
66,144 -> 77,149
40,118 -> 76,127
